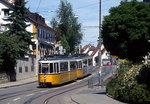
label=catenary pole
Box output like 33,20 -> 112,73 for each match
98,0 -> 102,87
98,0 -> 102,67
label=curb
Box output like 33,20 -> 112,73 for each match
70,96 -> 80,104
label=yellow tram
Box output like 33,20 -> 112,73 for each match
38,54 -> 93,87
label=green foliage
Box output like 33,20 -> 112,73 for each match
0,32 -> 19,77
137,64 -> 150,90
0,0 -> 33,80
50,1 -> 83,54
60,35 -> 70,53
4,0 -> 33,57
102,0 -> 150,63
106,64 -> 150,104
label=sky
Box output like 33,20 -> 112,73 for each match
25,0 -> 142,47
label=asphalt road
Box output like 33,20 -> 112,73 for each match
0,65 -> 116,104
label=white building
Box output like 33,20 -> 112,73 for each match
0,0 -> 11,31
0,0 -> 56,80
81,44 -> 110,66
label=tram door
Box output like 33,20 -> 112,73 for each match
41,63 -> 49,83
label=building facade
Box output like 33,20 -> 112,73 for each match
28,12 -> 56,57
0,0 -> 56,80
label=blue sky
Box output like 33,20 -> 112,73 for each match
26,0 -> 142,47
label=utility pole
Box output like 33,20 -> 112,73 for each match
98,0 -> 102,67
98,0 -> 103,87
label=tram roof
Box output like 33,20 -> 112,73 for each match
39,54 -> 92,62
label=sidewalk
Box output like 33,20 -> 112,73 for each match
0,76 -> 38,89
70,86 -> 127,104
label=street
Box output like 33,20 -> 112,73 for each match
0,66 -> 121,104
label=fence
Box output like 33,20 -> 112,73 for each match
88,76 -> 104,88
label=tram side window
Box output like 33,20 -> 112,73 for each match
88,59 -> 93,66
77,61 -> 79,69
70,61 -> 77,70
54,63 -> 59,73
83,59 -> 87,68
79,61 -> 82,69
42,63 -> 49,74
77,61 -> 82,69
49,63 -> 53,73
60,62 -> 68,72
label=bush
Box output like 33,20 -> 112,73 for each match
106,64 -> 150,104
137,65 -> 150,90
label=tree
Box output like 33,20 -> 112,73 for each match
4,0 -> 33,57
51,1 -> 83,54
0,32 -> 20,80
1,0 -> 33,81
102,0 -> 150,63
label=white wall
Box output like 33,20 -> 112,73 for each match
0,2 -> 8,24
0,2 -> 9,31
92,44 -> 109,66
26,22 -> 33,33
16,55 -> 35,80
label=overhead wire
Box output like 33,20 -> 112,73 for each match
36,0 -> 42,12
75,0 -> 110,10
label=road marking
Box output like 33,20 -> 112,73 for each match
40,90 -> 48,93
26,93 -> 35,97
13,97 -> 20,101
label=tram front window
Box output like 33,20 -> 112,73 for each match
42,63 -> 49,74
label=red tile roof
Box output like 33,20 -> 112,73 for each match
91,46 -> 99,56
81,45 -> 89,53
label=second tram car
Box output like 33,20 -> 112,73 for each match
38,54 -> 93,87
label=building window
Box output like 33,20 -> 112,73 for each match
2,9 -> 9,17
25,66 -> 28,72
37,29 -> 39,38
19,67 -> 22,73
41,30 -> 42,38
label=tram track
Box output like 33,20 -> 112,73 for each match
0,88 -> 45,101
28,76 -> 89,104
43,81 -> 87,104
24,71 -> 96,104
0,69 -> 97,104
